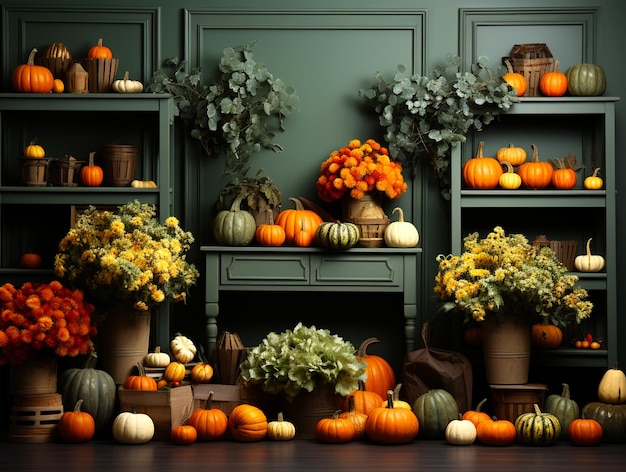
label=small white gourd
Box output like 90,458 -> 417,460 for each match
384,207 -> 419,248
112,408 -> 155,444
143,346 -> 170,368
574,238 -> 605,272
170,333 -> 197,364
112,71 -> 144,93
445,417 -> 477,445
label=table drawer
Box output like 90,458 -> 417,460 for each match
220,253 -> 310,285
311,254 -> 402,287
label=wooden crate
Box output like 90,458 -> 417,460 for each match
118,384 -> 194,441
9,393 -> 63,443
192,383 -> 279,417
490,383 -> 547,423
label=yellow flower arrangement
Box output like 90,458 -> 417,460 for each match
316,138 -> 407,202
0,280 -> 96,365
54,200 -> 199,313
433,226 -> 593,327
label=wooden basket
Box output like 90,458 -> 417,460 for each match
20,158 -> 51,186
503,44 -> 555,96
532,235 -> 577,271
9,393 -> 63,443
350,217 -> 390,248
50,157 -> 84,187
102,144 -> 139,186
81,57 -> 119,93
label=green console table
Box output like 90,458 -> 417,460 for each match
200,246 -> 421,356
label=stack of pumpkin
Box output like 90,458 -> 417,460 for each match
213,196 -> 419,249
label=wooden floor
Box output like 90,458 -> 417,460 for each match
1,437 -> 624,471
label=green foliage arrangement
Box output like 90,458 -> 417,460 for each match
433,226 -> 593,327
240,323 -> 367,401
359,54 -> 518,197
147,41 -> 299,212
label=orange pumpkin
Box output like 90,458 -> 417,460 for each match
568,418 -> 603,446
275,197 -> 323,245
462,398 -> 491,427
123,363 -> 157,391
551,158 -> 578,189
190,362 -> 214,384
503,62 -> 528,97
496,143 -> 527,167
187,392 -> 228,441
365,390 -> 419,444
163,361 -> 186,382
81,152 -> 104,186
52,79 -> 65,93
518,144 -> 553,189
20,252 -> 42,269
342,384 -> 384,416
338,395 -> 368,439
12,48 -> 54,93
476,417 -> 516,446
462,141 -> 502,189
57,399 -> 96,443
170,424 -> 198,445
540,65 -> 568,97
356,337 -> 396,399
87,38 -> 113,59
531,322 -> 563,349
255,211 -> 286,246
316,410 -> 355,443
228,404 -> 268,442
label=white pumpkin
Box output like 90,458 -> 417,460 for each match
384,207 -> 419,248
445,418 -> 477,445
112,409 -> 155,444
170,333 -> 197,363
143,346 -> 170,368
112,71 -> 144,93
574,238 -> 605,272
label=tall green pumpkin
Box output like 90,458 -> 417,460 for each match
59,352 -> 116,434
213,196 -> 256,246
581,402 -> 626,443
412,389 -> 459,439
565,63 -> 606,96
543,383 -> 579,439
514,403 -> 561,446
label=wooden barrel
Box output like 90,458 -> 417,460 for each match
9,393 -> 63,443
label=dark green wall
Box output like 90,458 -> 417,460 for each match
2,0 -> 625,379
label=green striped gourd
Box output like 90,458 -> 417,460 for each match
514,403 -> 561,446
316,221 -> 360,250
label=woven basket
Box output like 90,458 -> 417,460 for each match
503,43 -> 555,96
81,57 -> 119,93
50,157 -> 84,187
102,144 -> 139,186
349,217 -> 390,248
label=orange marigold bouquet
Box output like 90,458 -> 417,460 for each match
316,138 -> 407,203
0,280 -> 96,365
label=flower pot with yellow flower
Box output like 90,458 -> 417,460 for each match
54,200 -> 199,383
433,226 -> 593,385
316,138 -> 408,247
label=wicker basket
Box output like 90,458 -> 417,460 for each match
81,57 -> 119,93
503,44 -> 555,96
20,158 -> 51,187
102,144 -> 139,186
50,157 -> 84,187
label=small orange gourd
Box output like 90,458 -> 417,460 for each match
315,410 -> 355,444
499,162 -> 522,189
170,424 -> 197,445
52,79 -> 65,93
255,211 -> 286,246
228,404 -> 268,442
24,139 -> 45,158
163,361 -> 186,382
503,61 -> 528,97
190,351 -> 214,384
462,141 -> 502,189
123,363 -> 157,391
81,151 -> 104,187
518,144 -> 553,189
531,321 -> 563,349
462,398 -> 491,427
476,417 -> 516,446
584,168 -> 603,190
365,390 -> 419,444
551,157 -> 578,189
540,63 -> 568,97
496,143 -> 527,166
87,38 -> 113,59
339,396 -> 368,439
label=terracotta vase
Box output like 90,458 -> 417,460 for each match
481,315 -> 532,385
10,355 -> 58,396
97,306 -> 151,384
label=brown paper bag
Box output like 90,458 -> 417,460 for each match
401,321 -> 473,412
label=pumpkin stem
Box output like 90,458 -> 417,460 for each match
392,207 -> 405,222
277,412 -> 284,422
123,71 -> 130,81
385,390 -> 394,409
26,48 -> 38,65
347,395 -> 357,413
476,141 -> 485,158
88,151 -> 97,167
502,161 -> 515,174
533,403 -> 542,415
204,391 -> 215,410
592,167 -> 601,177
73,399 -> 84,413
531,144 -> 539,162
85,352 -> 98,369
357,337 -> 380,357
331,410 -> 342,419
392,383 -> 402,400
288,197 -> 305,211
585,238 -> 593,257
136,362 -> 147,377
561,383 -> 571,399
97,38 -> 104,47
475,397 -> 487,412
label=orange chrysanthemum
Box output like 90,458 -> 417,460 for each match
317,138 -> 407,202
